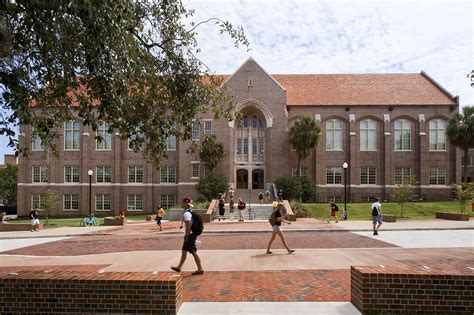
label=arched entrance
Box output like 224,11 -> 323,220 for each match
236,169 -> 248,189
252,169 -> 264,189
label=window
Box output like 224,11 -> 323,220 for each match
128,166 -> 144,183
160,195 -> 175,209
167,134 -> 177,150
236,138 -> 242,154
252,139 -> 257,156
127,194 -> 143,211
360,119 -> 377,151
32,194 -> 46,209
96,166 -> 112,183
192,121 -> 200,140
204,121 -> 212,135
32,166 -> 48,183
429,167 -> 447,185
96,194 -> 111,211
243,138 -> 248,155
395,167 -> 411,184
292,167 -> 309,178
242,115 -> 248,128
394,119 -> 411,150
326,119 -> 343,150
361,167 -> 376,185
361,196 -> 377,202
96,121 -> 112,150
64,120 -> 80,150
63,194 -> 79,211
204,164 -> 211,177
429,119 -> 446,150
326,167 -> 342,184
32,133 -> 44,151
64,166 -> 80,183
326,195 -> 342,203
191,163 -> 200,178
160,166 -> 176,183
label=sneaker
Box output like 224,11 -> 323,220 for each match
191,270 -> 204,275
373,231 -> 378,235
35,229 -> 39,232
170,267 -> 181,272
335,221 -> 338,223
31,229 -> 35,232
288,249 -> 295,254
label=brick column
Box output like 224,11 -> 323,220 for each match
383,114 -> 391,201
17,126 -> 27,215
81,128 -> 90,216
417,114 -> 426,198
348,114 -> 356,201
113,133 -> 122,214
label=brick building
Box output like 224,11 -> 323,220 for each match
17,58 -> 460,216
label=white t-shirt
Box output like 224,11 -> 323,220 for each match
371,202 -> 381,216
183,210 -> 192,222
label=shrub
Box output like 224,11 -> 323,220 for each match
196,172 -> 229,201
300,176 -> 316,202
290,201 -> 311,218
274,175 -> 316,202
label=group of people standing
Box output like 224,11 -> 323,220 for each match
217,188 -> 247,222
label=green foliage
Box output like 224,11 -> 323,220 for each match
392,175 -> 416,218
196,172 -> 228,201
42,190 -> 61,227
289,116 -> 320,176
447,106 -> 474,180
451,183 -> 474,214
300,176 -> 316,202
290,201 -> 311,218
0,0 -> 248,166
274,176 -> 316,202
188,134 -> 224,171
0,164 -> 17,204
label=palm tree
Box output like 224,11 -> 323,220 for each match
289,116 -> 321,177
447,106 -> 474,182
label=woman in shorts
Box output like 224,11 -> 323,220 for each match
266,203 -> 295,254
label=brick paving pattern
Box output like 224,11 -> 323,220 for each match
1,231 -> 397,256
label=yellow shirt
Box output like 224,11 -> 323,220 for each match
157,208 -> 166,217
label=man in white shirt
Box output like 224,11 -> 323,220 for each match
371,197 -> 382,235
171,197 -> 204,275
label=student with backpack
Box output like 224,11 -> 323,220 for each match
326,201 -> 339,223
218,198 -> 226,221
371,197 -> 382,235
171,197 -> 204,275
266,203 -> 295,255
237,198 -> 246,222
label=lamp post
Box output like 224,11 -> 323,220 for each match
342,162 -> 348,221
87,169 -> 93,217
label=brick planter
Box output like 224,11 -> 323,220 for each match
436,212 -> 469,221
146,215 -> 157,221
0,270 -> 182,314
0,223 -> 44,232
104,217 -> 127,226
381,214 -> 396,222
351,265 -> 474,314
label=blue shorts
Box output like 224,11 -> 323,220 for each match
372,215 -> 382,225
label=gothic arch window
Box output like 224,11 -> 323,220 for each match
235,111 -> 266,162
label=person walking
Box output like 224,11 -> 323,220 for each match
258,192 -> 264,204
30,208 -> 40,232
218,198 -> 226,221
229,199 -> 235,221
326,201 -> 339,223
237,198 -> 246,222
277,188 -> 283,201
156,205 -> 166,231
266,203 -> 295,254
264,188 -> 271,203
171,197 -> 204,275
371,197 -> 383,235
228,187 -> 235,200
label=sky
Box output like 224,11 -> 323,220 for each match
0,0 -> 472,163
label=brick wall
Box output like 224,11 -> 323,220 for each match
0,270 -> 182,314
351,265 -> 474,314
0,223 -> 43,231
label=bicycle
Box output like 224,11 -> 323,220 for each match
248,208 -> 256,221
80,214 -> 99,227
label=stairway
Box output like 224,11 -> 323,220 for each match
232,189 -> 272,204
213,203 -> 274,221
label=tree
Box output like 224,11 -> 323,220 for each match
0,164 -> 17,204
0,0 -> 248,165
451,183 -> 474,214
289,116 -> 320,177
392,175 -> 416,218
196,172 -> 228,201
274,176 -> 302,201
188,134 -> 224,171
447,106 -> 474,182
42,189 -> 60,227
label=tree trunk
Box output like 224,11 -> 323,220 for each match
463,148 -> 469,183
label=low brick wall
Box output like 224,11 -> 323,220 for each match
0,270 -> 182,314
351,265 -> 474,314
381,214 -> 396,222
436,212 -> 469,221
104,217 -> 127,226
0,223 -> 43,232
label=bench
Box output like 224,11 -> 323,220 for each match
436,212 -> 469,221
0,223 -> 44,232
381,214 -> 396,222
104,217 -> 127,226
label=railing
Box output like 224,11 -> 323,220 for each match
203,191 -> 227,223
282,200 -> 296,221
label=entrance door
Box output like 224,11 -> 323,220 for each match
236,169 -> 248,189
252,169 -> 264,189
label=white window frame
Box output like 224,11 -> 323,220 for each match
429,119 -> 446,151
64,166 -> 80,183
192,121 -> 200,140
394,119 -> 411,151
166,134 -> 177,151
127,194 -> 143,211
360,167 -> 376,185
96,121 -> 112,150
63,194 -> 79,211
160,166 -> 176,183
429,167 -> 447,185
64,120 -> 80,150
395,167 -> 411,184
204,120 -> 212,135
326,119 -> 343,151
96,166 -> 112,183
31,194 -> 46,210
31,131 -> 44,151
95,194 -> 111,211
326,167 -> 342,184
128,166 -> 144,183
203,163 -> 211,177
191,162 -> 200,179
32,166 -> 48,183
360,119 -> 377,151
160,195 -> 175,209
292,167 -> 309,178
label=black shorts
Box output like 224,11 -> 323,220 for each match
156,216 -> 162,224
182,234 -> 198,253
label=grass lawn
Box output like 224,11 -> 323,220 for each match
8,214 -> 151,228
305,201 -> 474,220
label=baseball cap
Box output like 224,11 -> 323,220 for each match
182,197 -> 194,208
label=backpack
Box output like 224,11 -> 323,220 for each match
187,210 -> 204,236
334,204 -> 339,212
269,211 -> 277,226
372,206 -> 379,216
